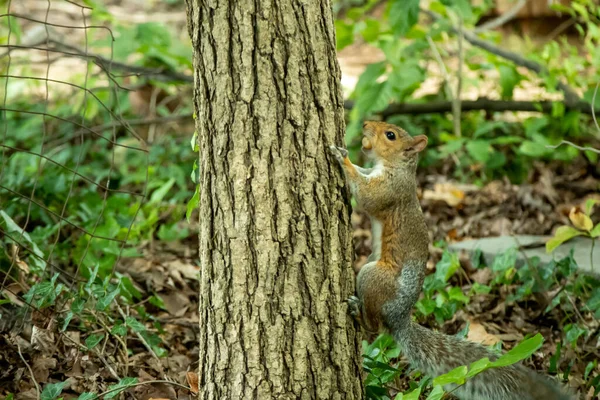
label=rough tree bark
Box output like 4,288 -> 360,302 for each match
185,1 -> 363,399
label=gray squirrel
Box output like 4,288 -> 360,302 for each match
330,121 -> 574,400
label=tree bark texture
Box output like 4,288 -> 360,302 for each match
185,1 -> 363,399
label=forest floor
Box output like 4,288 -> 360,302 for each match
1,0 -> 600,399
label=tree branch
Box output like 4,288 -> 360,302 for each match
473,0 -> 527,33
343,98 -> 600,116
422,9 -> 581,105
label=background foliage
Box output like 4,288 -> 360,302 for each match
1,0 -> 599,398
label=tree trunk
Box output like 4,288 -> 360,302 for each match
185,1 -> 363,399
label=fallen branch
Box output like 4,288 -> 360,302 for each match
422,9 -> 581,104
343,98 -> 600,116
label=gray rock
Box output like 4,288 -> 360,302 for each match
449,235 -> 600,276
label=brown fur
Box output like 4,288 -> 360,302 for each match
330,121 -> 429,332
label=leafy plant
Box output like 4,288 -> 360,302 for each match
546,199 -> 600,253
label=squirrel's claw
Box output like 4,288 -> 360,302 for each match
329,145 -> 348,163
347,295 -> 361,317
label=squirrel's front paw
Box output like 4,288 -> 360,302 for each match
347,295 -> 361,317
329,145 -> 348,164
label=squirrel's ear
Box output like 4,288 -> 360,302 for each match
405,135 -> 428,154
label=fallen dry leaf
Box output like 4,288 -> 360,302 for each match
422,183 -> 466,207
569,207 -> 593,231
187,371 -> 199,394
466,321 -> 501,346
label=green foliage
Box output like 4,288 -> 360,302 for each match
547,199 -> 600,252
362,249 -> 600,398
416,250 -> 469,323
0,12 -> 195,390
337,0 -> 600,184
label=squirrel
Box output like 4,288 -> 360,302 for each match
329,121 -> 573,400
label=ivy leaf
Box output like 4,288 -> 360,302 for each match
78,393 -> 97,400
590,224 -> 600,238
104,377 -> 138,399
85,333 -> 104,350
41,382 -> 66,400
96,285 -> 121,311
491,334 -> 543,367
546,226 -> 585,253
126,316 -> 147,333
389,0 -> 420,37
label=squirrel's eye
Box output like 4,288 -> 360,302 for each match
385,131 -> 396,141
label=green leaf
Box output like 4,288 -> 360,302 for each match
0,210 -> 47,272
111,321 -> 128,336
399,387 -> 422,400
126,316 -> 147,333
585,199 -> 599,216
519,140 -> 549,157
426,385 -> 445,400
335,20 -> 354,51
353,62 -> 387,96
389,0 -> 420,37
85,333 -> 104,350
591,224 -> 600,238
361,19 -> 381,43
546,226 -> 585,253
190,130 -> 198,152
491,334 -> 543,367
61,311 -> 74,332
564,324 -> 586,347
149,178 -> 176,204
435,251 -> 461,282
448,286 -> 470,304
466,357 -> 491,378
498,65 -> 521,99
71,297 -> 86,314
104,377 -> 138,399
41,382 -> 66,400
96,284 -> 120,311
433,365 -> 467,386
77,393 -> 97,400
466,140 -> 492,164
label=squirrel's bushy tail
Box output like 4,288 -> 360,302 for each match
383,264 -> 574,400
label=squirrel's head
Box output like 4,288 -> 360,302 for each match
361,121 -> 428,166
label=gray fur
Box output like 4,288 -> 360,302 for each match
383,264 -> 575,400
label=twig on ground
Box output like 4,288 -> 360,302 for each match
116,303 -> 161,362
94,379 -> 191,400
17,341 -> 40,400
61,333 -> 121,380
546,141 -> 600,154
